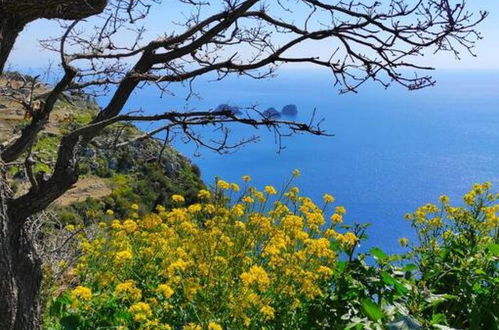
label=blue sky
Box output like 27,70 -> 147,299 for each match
7,1 -> 499,72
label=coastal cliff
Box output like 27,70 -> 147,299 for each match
0,74 -> 204,224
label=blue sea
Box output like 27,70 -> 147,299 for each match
120,69 -> 499,254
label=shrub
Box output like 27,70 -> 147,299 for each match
45,179 -> 498,329
46,174 -> 360,329
405,183 -> 499,329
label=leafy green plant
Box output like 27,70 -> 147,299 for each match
405,183 -> 499,329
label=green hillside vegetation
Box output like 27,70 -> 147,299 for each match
1,84 -> 204,226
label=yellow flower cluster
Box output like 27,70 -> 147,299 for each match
129,302 -> 153,322
71,286 -> 92,301
68,175 -> 359,328
70,286 -> 92,308
407,182 -> 498,249
172,194 -> 185,203
115,280 -> 142,301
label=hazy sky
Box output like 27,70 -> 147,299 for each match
7,1 -> 499,72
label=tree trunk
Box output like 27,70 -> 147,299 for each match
0,171 -> 42,329
0,0 -> 108,74
0,14 -> 24,74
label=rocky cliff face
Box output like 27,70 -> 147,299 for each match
0,75 -> 204,224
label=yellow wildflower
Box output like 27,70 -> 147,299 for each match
265,185 -> 277,195
316,265 -> 333,278
305,238 -> 335,257
131,203 -> 139,210
230,183 -> 240,192
323,194 -> 335,203
292,169 -> 301,177
115,280 -> 142,301
197,189 -> 211,199
334,206 -> 346,215
71,286 -> 92,301
157,284 -> 174,299
129,302 -> 152,322
115,250 -> 133,264
240,265 -> 270,290
188,204 -> 202,213
208,322 -> 223,330
330,213 -> 343,224
463,192 -> 476,205
172,194 -> 185,203
260,305 -> 275,320
242,175 -> 251,182
439,195 -> 450,204
231,204 -> 245,217
111,219 -> 122,230
242,196 -> 254,204
254,191 -> 266,202
342,232 -> 358,247
217,180 -> 230,190
123,219 -> 138,233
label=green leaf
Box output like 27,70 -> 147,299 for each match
402,263 -> 418,272
381,271 -> 396,286
58,293 -> 72,306
114,310 -> 131,322
336,260 -> 347,273
431,313 -> 447,325
487,243 -> 499,256
49,300 -> 63,317
60,315 -> 80,330
381,271 -> 409,295
474,268 -> 486,275
49,294 -> 71,318
361,298 -> 384,322
424,293 -> 457,307
370,247 -> 388,260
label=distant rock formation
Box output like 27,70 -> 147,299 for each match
215,104 -> 242,116
262,107 -> 281,119
214,103 -> 297,119
281,104 -> 298,117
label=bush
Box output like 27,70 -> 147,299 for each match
45,178 -> 498,329
46,173 -> 358,329
404,183 -> 499,329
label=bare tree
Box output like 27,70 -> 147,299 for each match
0,0 -> 487,328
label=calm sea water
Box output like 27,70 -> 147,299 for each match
119,69 -> 499,254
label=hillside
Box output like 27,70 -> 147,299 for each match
0,75 -> 204,224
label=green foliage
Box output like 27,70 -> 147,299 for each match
31,134 -> 61,175
44,180 -> 498,329
45,175 -> 347,329
404,183 -> 499,329
59,108 -> 96,134
56,159 -> 204,226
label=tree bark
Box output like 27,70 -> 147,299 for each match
0,0 -> 108,74
0,169 -> 42,330
0,13 -> 24,74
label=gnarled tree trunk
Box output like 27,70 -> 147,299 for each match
0,1 -> 107,328
0,169 -> 42,329
0,0 -> 108,75
0,14 -> 23,74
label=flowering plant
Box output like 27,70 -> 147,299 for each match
45,178 -> 498,329
47,173 -> 358,329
